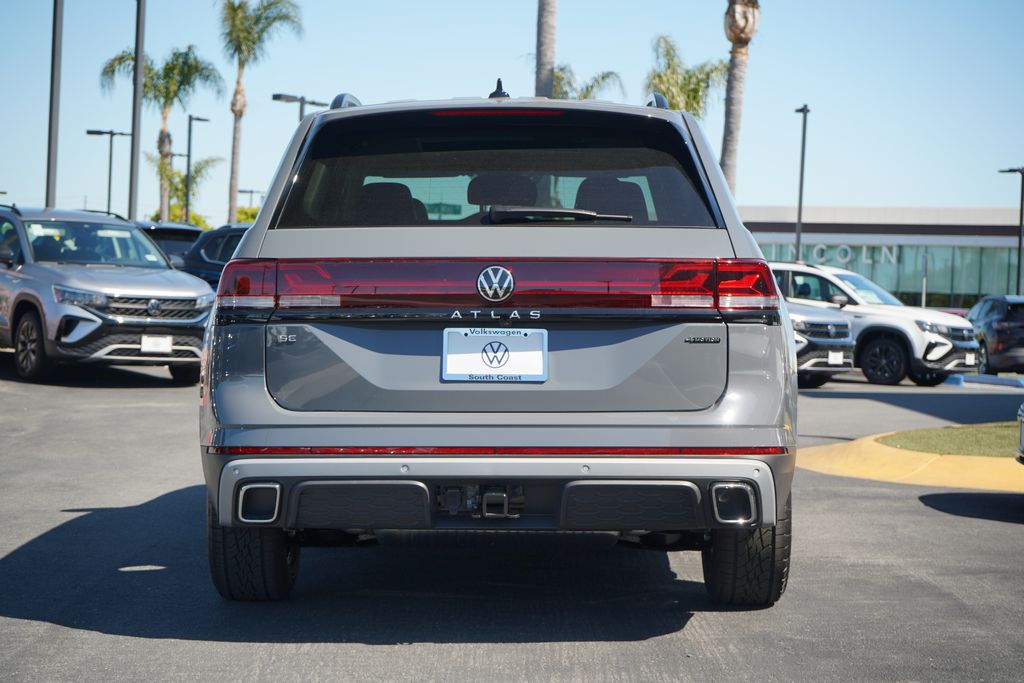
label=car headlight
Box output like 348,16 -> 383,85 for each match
791,319 -> 808,331
53,285 -> 108,308
196,292 -> 215,308
916,320 -> 949,335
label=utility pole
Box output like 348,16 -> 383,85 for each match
185,114 -> 208,223
45,0 -> 64,208
794,104 -> 810,262
128,0 -> 145,219
1000,167 -> 1024,295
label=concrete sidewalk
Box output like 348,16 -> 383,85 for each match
799,433 -> 1024,492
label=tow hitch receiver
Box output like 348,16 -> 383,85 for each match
435,484 -> 523,519
482,491 -> 509,518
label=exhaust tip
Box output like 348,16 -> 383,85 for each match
710,482 -> 757,525
237,483 -> 281,524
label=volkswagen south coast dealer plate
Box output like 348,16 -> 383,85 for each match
442,328 -> 548,382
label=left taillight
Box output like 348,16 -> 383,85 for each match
216,259 -> 277,309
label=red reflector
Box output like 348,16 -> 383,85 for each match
210,446 -> 788,456
430,109 -> 564,117
216,260 -> 277,309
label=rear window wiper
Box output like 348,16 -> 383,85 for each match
488,205 -> 632,224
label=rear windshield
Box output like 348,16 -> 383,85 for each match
1006,304 -> 1024,322
275,109 -> 719,228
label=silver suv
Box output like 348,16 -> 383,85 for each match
771,261 -> 977,386
0,207 -> 213,383
202,92 -> 797,606
786,300 -> 854,388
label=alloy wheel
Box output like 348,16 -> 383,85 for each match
15,319 -> 38,375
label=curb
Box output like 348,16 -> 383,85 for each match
798,433 -> 1024,493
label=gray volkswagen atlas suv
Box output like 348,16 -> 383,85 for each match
202,92 -> 797,606
0,207 -> 213,383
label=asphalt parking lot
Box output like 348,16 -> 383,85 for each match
1,362 -> 1022,682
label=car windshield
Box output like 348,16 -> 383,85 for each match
151,235 -> 198,258
834,272 -> 903,306
276,109 -> 718,228
25,221 -> 168,268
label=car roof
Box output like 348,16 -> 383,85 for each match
769,261 -> 857,277
145,225 -> 204,236
987,294 -> 1024,304
1,207 -> 133,225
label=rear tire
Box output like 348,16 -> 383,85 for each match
207,500 -> 300,601
860,337 -> 908,385
13,311 -> 52,381
169,363 -> 201,385
702,494 -> 791,607
797,373 -> 830,389
908,369 -> 947,387
978,343 -> 995,375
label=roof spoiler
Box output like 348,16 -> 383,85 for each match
330,93 -> 362,109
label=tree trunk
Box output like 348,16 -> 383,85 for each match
535,0 -> 557,97
228,64 -> 246,224
720,43 -> 748,195
158,107 -> 172,222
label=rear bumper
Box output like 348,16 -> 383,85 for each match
988,346 -> 1024,371
213,456 -> 780,531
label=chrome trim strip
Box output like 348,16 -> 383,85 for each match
217,457 -> 776,527
87,344 -> 202,360
237,482 -> 282,524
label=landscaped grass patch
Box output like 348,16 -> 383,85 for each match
878,422 -> 1017,457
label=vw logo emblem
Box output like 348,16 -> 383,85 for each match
481,341 -> 510,368
147,299 -> 162,316
827,324 -> 836,337
477,265 -> 514,303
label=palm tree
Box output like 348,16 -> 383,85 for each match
552,65 -> 625,100
643,35 -> 727,120
146,154 -> 223,228
721,0 -> 760,194
220,0 -> 302,223
535,0 -> 558,97
101,46 -> 223,221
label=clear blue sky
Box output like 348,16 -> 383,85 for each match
1,0 -> 1022,225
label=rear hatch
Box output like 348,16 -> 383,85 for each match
220,106 -> 777,412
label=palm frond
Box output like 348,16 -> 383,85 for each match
100,49 -> 157,104
643,34 -> 726,118
577,71 -> 625,100
220,0 -> 302,67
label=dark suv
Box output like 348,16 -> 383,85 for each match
966,295 -> 1024,373
201,91 -> 797,606
180,224 -> 249,287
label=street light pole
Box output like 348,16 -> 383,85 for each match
272,93 -> 328,121
128,0 -> 145,219
45,0 -> 64,208
1001,167 -> 1024,295
185,115 -> 208,223
794,104 -> 810,262
86,129 -> 130,214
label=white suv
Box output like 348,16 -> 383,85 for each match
770,262 -> 978,386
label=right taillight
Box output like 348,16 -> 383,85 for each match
216,259 -> 277,309
716,259 -> 780,310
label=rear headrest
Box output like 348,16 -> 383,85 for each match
356,182 -> 417,225
573,178 -> 648,223
467,174 -> 537,207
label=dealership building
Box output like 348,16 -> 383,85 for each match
741,206 -> 1021,308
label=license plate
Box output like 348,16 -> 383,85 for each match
828,350 -> 844,366
965,352 -> 976,366
140,335 -> 173,354
442,327 -> 547,383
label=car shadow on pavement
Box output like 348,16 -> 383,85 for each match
802,388 -> 1024,424
0,351 -> 180,389
919,492 -> 1024,525
0,486 -> 718,644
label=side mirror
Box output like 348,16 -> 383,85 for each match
831,293 -> 849,308
169,254 -> 185,269
0,244 -> 14,268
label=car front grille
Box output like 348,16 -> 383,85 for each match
803,322 -> 851,339
942,327 -> 974,342
105,296 -> 206,320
